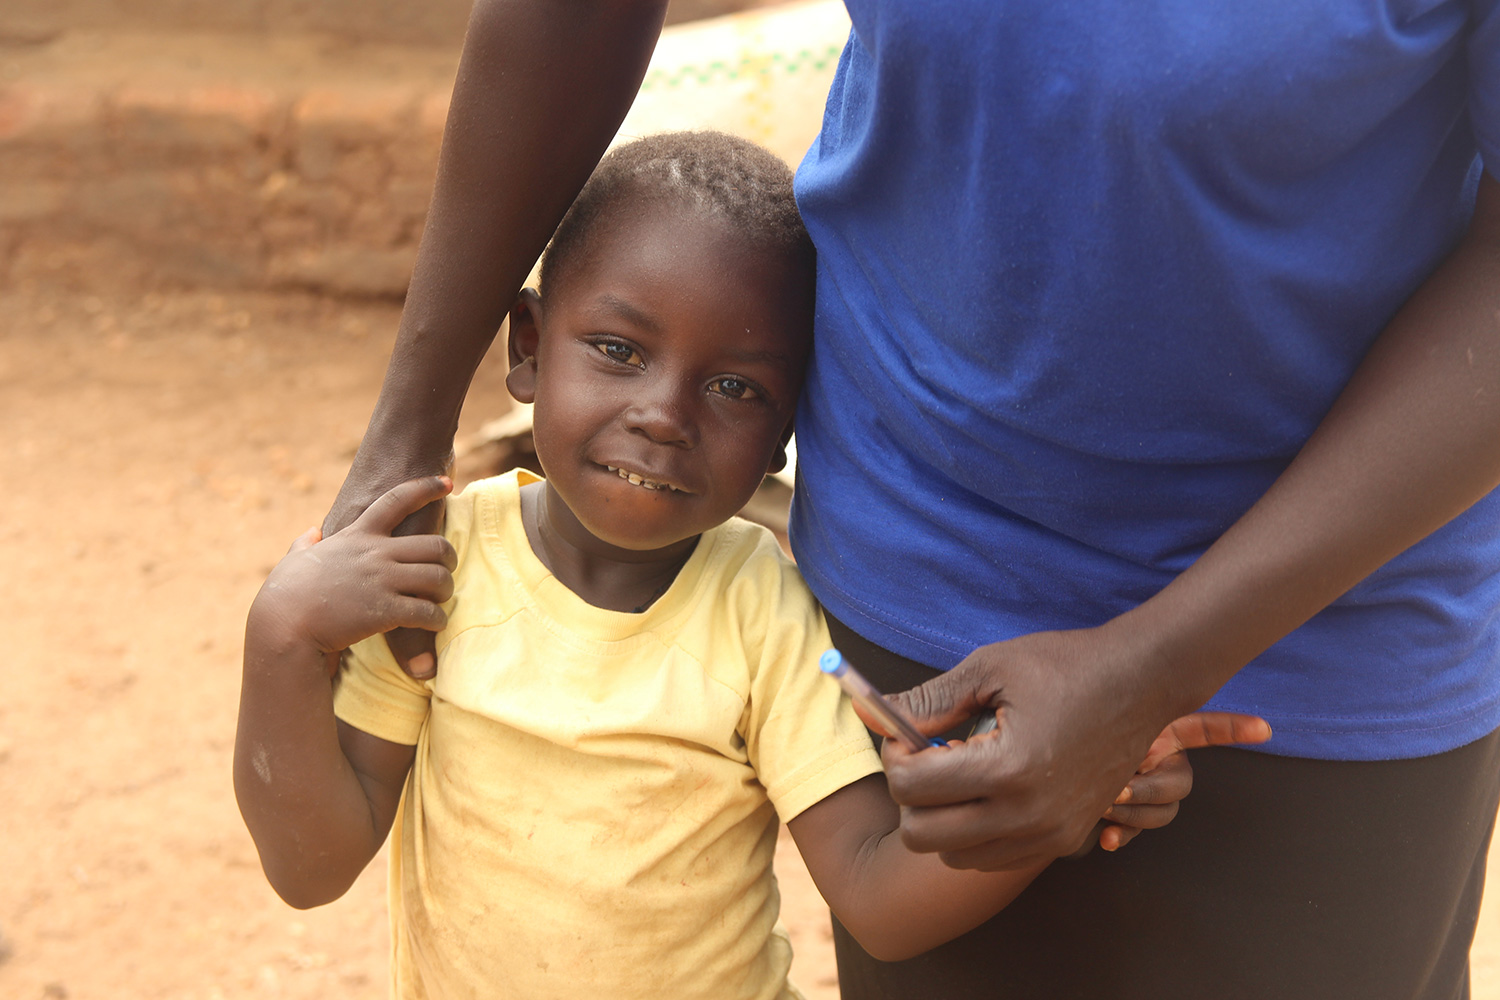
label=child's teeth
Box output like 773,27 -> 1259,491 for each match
607,465 -> 677,491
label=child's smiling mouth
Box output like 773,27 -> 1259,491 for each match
603,464 -> 688,493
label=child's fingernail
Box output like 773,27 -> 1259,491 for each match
1114,788 -> 1130,805
409,653 -> 435,677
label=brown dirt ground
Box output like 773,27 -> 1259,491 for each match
0,286 -> 837,1000
2,285 -> 1498,999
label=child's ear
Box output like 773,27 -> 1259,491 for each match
766,420 -> 795,476
506,288 -> 543,404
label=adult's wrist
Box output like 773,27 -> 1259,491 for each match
356,407 -> 457,478
330,423 -> 454,530
1096,598 -> 1231,722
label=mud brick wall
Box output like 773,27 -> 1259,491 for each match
0,1 -> 841,298
0,0 -> 782,47
0,39 -> 454,296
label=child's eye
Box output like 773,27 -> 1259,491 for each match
595,342 -> 643,367
709,377 -> 760,400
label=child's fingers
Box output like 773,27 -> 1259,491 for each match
1099,823 -> 1140,852
1138,711 -> 1271,773
1165,711 -> 1272,751
1116,751 -> 1192,806
1101,800 -> 1179,831
384,596 -> 449,634
386,533 -> 459,571
353,476 -> 453,537
1101,748 -> 1206,850
389,562 -> 455,604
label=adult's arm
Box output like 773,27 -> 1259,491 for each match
323,0 -> 668,674
883,172 -> 1500,872
325,0 -> 669,532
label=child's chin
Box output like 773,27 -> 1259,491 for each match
579,509 -> 705,553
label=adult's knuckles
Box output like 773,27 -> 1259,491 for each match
893,666 -> 988,727
893,682 -> 951,721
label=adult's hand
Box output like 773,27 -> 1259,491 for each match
880,625 -> 1185,872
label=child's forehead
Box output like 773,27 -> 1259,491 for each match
558,196 -> 807,306
600,194 -> 772,262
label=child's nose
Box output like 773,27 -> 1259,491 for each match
624,392 -> 698,447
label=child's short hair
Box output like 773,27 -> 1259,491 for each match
539,131 -> 814,298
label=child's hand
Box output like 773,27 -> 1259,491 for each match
251,476 -> 457,659
1096,711 -> 1271,851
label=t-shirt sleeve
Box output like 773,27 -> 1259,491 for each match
1471,0 -> 1500,172
332,634 -> 433,745
736,545 -> 882,822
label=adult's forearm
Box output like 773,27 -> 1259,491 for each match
1119,176 -> 1500,715
351,0 -> 670,479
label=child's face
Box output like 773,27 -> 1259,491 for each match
508,197 -> 812,556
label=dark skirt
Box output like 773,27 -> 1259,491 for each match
825,614 -> 1500,1000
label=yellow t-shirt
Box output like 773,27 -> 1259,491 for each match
334,471 -> 881,1000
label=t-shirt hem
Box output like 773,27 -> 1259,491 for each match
332,677 -> 427,746
805,552 -> 1500,763
795,555 -> 968,670
1205,694 -> 1500,762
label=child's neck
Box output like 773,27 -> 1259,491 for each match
519,481 -> 699,614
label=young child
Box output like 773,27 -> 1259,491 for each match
234,132 -> 1268,999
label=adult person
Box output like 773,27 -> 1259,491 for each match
325,1 -> 1500,997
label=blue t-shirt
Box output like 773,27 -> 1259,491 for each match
790,0 -> 1500,761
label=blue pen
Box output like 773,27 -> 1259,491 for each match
820,649 -> 946,752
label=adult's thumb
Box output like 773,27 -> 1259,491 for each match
387,626 -> 439,680
1139,711 -> 1272,772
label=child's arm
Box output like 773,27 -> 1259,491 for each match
787,711 -> 1269,961
234,476 -> 455,908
